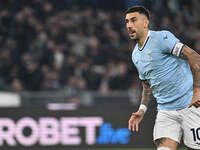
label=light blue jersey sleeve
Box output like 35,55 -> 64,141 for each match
158,31 -> 180,54
138,68 -> 146,81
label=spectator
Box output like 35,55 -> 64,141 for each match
11,79 -> 24,92
0,0 -> 199,92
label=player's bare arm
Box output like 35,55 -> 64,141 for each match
140,80 -> 153,106
180,45 -> 200,108
128,80 -> 153,131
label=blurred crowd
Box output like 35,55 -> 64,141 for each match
0,0 -> 200,92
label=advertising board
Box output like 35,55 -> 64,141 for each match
0,106 -> 157,149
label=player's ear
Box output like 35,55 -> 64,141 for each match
144,19 -> 149,28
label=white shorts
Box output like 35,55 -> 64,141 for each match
153,106 -> 200,149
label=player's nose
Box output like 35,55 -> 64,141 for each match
126,22 -> 132,28
127,26 -> 132,31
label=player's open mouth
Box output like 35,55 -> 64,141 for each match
128,30 -> 136,36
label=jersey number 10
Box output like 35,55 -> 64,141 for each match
191,128 -> 200,142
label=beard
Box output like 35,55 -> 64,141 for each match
130,34 -> 140,42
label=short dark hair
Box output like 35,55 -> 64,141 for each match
125,6 -> 150,20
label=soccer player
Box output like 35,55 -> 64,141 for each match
125,6 -> 200,150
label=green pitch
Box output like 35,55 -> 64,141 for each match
73,148 -> 186,150
28,148 -> 187,150
82,148 -> 186,150
73,148 -> 187,150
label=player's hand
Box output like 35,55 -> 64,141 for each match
188,90 -> 200,108
188,97 -> 200,108
128,109 -> 144,131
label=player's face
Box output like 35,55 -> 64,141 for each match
125,12 -> 147,41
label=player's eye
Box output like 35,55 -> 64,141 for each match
131,19 -> 136,23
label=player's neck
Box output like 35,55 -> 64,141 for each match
138,29 -> 149,49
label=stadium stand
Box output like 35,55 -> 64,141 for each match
0,0 -> 199,93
